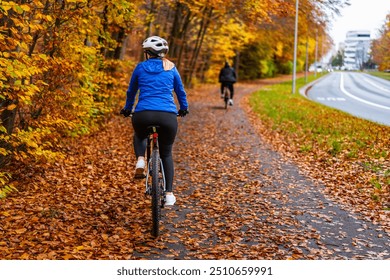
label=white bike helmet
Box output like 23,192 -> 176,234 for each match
142,36 -> 169,57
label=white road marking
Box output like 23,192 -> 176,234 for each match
340,73 -> 390,110
317,97 -> 346,101
362,77 -> 390,94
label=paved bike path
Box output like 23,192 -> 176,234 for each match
133,81 -> 390,259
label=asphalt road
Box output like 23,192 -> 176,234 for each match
306,72 -> 390,126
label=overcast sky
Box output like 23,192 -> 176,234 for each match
329,0 -> 389,48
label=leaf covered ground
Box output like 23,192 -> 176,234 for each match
1,76 -> 389,260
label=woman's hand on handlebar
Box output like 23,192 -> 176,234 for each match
120,108 -> 132,117
178,109 -> 188,117
178,109 -> 189,117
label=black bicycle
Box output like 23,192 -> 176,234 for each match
120,109 -> 187,237
144,125 -> 166,237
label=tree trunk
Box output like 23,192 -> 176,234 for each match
185,7 -> 213,86
0,99 -> 17,167
145,0 -> 156,38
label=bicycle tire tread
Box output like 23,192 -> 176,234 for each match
151,149 -> 160,237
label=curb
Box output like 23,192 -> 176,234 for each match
298,74 -> 329,98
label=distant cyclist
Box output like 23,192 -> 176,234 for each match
120,36 -> 189,206
218,61 -> 237,106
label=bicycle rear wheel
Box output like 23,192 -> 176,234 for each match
151,149 -> 161,237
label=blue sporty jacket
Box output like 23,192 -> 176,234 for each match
124,58 -> 188,114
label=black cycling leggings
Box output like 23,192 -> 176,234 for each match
132,111 -> 178,192
220,82 -> 234,99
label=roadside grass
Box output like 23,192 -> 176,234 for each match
367,71 -> 390,81
248,74 -> 390,210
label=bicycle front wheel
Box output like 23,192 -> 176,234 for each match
151,149 -> 161,237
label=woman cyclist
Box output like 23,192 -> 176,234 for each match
120,36 -> 189,206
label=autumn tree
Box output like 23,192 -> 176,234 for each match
229,0 -> 348,80
371,13 -> 390,71
0,0 -> 139,194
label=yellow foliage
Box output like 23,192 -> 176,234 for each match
0,0 -> 135,181
275,42 -> 283,57
204,17 -> 254,82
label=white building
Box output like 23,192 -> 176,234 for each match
343,30 -> 371,70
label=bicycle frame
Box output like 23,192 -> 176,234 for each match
145,127 -> 166,194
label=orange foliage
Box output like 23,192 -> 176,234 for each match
372,14 -> 390,71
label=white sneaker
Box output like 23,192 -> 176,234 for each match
134,158 -> 145,178
165,193 -> 176,206
228,99 -> 233,106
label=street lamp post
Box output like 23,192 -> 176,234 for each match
292,0 -> 299,94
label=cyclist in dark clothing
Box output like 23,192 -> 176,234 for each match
218,61 -> 237,106
120,36 -> 189,206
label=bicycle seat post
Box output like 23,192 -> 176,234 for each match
147,126 -> 160,147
